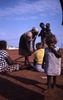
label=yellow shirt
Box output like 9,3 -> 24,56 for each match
34,49 -> 45,64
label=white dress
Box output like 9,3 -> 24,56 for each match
44,47 -> 61,76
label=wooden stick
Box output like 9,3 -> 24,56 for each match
14,53 -> 31,61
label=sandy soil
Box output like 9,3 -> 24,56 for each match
0,50 -> 63,100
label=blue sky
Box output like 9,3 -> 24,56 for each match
0,0 -> 63,48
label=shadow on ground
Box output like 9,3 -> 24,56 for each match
0,73 -> 44,100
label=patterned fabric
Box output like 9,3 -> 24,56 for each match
44,47 -> 61,76
0,50 -> 19,72
8,64 -> 19,72
0,50 -> 8,71
0,64 -> 19,73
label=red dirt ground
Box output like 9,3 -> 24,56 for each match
0,49 -> 63,100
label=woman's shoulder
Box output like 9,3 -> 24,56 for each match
0,50 -> 8,56
0,50 -> 6,53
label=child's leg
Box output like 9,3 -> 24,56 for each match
52,76 -> 57,88
47,75 -> 52,89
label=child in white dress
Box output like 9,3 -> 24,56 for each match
43,34 -> 61,89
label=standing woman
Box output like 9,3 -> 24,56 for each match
19,27 -> 39,65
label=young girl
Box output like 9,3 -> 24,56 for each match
43,34 -> 61,89
0,40 -> 20,73
33,42 -> 45,72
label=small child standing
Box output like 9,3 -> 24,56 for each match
43,34 -> 61,89
46,23 -> 51,34
0,40 -> 20,73
38,22 -> 46,47
33,42 -> 45,72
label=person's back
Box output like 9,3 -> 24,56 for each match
19,27 -> 39,65
0,50 -> 8,66
0,41 -> 8,71
34,44 -> 44,65
33,42 -> 45,72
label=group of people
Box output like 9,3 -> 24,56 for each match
19,22 -> 52,66
19,22 -> 61,89
32,33 -> 61,89
0,22 -> 62,89
39,22 -> 52,47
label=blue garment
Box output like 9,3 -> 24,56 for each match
34,64 -> 44,72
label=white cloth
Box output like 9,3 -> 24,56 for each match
32,64 -> 44,72
35,64 -> 44,72
44,47 -> 61,76
0,50 -> 8,69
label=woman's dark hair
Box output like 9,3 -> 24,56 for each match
0,40 -> 7,50
46,34 -> 57,45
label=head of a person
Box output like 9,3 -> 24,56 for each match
40,22 -> 45,28
46,23 -> 50,28
46,34 -> 57,47
0,40 -> 7,50
36,42 -> 42,50
31,27 -> 39,36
